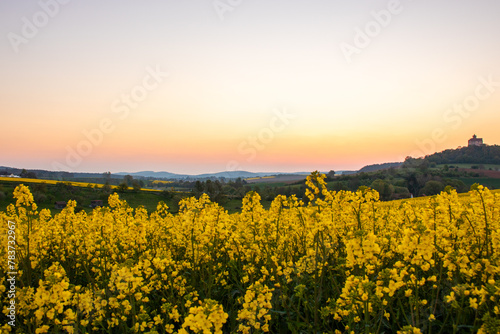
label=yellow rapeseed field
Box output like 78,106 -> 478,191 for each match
245,176 -> 275,181
0,177 -> 110,190
0,177 -> 161,193
152,181 -> 174,185
1,172 -> 499,333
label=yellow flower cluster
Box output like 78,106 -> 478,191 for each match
17,263 -> 75,333
178,299 -> 228,334
1,176 -> 499,333
237,282 -> 274,333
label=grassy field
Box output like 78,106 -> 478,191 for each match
0,177 -> 262,214
0,177 -> 170,214
458,177 -> 500,189
437,163 -> 500,170
0,176 -> 122,189
245,174 -> 306,184
2,174 -> 499,216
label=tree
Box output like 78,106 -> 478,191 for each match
331,181 -> 349,192
160,189 -> 173,200
393,186 -> 411,199
20,169 -> 37,179
445,179 -> 467,193
234,178 -> 244,189
405,172 -> 420,197
370,179 -> 394,201
102,182 -> 112,194
327,170 -> 336,180
213,180 -> 227,204
193,181 -> 204,198
124,175 -> 134,186
55,181 -> 74,195
103,172 -> 111,183
132,180 -> 142,192
417,160 -> 430,173
419,180 -> 444,196
117,182 -> 128,193
171,194 -> 188,213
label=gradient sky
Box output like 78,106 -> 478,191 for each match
1,0 -> 500,174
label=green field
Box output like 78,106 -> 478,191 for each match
437,163 -> 500,170
2,171 -> 499,216
0,179 -> 173,214
0,178 -> 266,214
458,177 -> 500,189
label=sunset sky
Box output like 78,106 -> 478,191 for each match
1,0 -> 500,174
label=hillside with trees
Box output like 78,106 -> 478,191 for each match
324,145 -> 500,200
357,162 -> 403,173
423,145 -> 500,165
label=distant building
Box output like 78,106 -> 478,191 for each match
468,134 -> 483,147
0,172 -> 20,178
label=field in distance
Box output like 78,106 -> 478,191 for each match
244,174 -> 306,184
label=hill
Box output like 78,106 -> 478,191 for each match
423,145 -> 500,165
114,171 -> 189,179
0,166 -> 315,182
115,170 -> 267,179
0,166 -> 124,181
358,162 -> 403,173
116,170 -> 315,180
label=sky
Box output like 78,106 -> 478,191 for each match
1,0 -> 500,175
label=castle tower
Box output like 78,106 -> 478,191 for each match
468,134 -> 483,147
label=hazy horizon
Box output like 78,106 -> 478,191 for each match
2,1 -> 499,174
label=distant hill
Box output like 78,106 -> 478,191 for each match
115,170 -> 312,180
0,166 -> 76,180
0,166 -> 315,181
423,145 -> 500,165
358,162 -> 403,173
0,166 -> 130,181
195,171 -> 277,179
114,171 -> 189,179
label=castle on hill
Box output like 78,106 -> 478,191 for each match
468,134 -> 483,147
